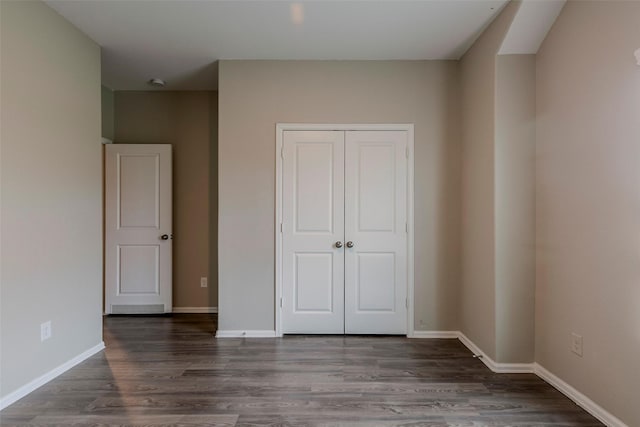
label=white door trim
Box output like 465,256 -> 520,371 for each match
275,123 -> 415,337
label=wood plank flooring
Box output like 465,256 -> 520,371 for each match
1,314 -> 602,426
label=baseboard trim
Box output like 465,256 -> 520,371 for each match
0,341 -> 105,410
410,330 -> 459,339
215,330 -> 277,338
456,333 -> 627,426
457,332 -> 535,373
534,363 -> 627,427
172,307 -> 218,314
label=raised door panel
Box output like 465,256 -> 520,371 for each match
356,252 -> 395,312
294,143 -> 335,233
357,144 -> 395,232
294,253 -> 334,312
118,154 -> 160,229
118,245 -> 160,295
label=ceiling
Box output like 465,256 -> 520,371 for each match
45,0 -> 510,91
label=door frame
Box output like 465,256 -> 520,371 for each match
275,123 -> 415,337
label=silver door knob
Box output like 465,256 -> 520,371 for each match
335,241 -> 343,248
346,241 -> 354,248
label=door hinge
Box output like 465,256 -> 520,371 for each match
280,223 -> 283,233
280,297 -> 283,308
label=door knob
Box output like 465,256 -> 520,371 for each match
160,234 -> 170,240
335,241 -> 343,248
346,241 -> 354,248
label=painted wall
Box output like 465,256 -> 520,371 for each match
0,0 -> 103,399
535,1 -> 640,425
218,60 -> 461,333
495,54 -> 536,363
209,92 -> 219,310
459,1 -> 520,360
101,86 -> 114,141
114,91 -> 217,309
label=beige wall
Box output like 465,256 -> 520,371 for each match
209,92 -> 219,308
218,60 -> 461,332
495,54 -> 535,363
101,86 -> 114,141
535,1 -> 640,425
114,91 -> 217,309
459,1 -> 520,360
0,0 -> 103,398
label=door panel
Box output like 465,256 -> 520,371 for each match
118,154 -> 160,228
105,144 -> 172,314
356,252 -> 395,311
295,253 -> 334,312
282,131 -> 345,333
118,245 -> 159,295
357,144 -> 395,232
344,131 -> 407,334
294,143 -> 335,233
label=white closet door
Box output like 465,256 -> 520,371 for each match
281,131 -> 345,333
344,131 -> 408,334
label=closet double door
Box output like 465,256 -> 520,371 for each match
281,130 -> 408,335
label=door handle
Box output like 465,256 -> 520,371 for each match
160,234 -> 170,240
346,241 -> 354,248
335,241 -> 343,248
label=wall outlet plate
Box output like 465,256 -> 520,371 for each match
571,332 -> 583,356
200,277 -> 208,288
41,321 -> 52,341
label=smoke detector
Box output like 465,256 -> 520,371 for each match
147,78 -> 166,88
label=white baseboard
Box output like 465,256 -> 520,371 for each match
215,330 -> 277,338
456,332 -> 627,426
172,307 -> 218,314
534,363 -> 628,427
457,332 -> 535,373
0,342 -> 105,410
411,330 -> 459,339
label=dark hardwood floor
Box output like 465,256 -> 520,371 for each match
1,314 -> 602,426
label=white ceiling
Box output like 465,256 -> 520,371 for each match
45,0 -> 510,91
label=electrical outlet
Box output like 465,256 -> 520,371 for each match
571,332 -> 583,356
200,277 -> 208,288
41,321 -> 52,342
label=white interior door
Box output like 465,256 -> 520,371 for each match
281,131 -> 345,333
344,131 -> 407,334
280,129 -> 409,335
105,144 -> 172,314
